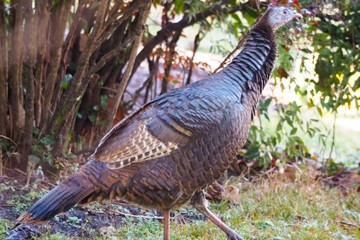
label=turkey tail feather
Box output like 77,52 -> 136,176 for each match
17,161 -> 123,224
17,173 -> 94,224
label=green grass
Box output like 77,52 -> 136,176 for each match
0,218 -> 12,240
34,175 -> 360,239
164,177 -> 359,240
2,174 -> 359,240
6,189 -> 48,215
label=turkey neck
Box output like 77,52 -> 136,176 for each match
222,21 -> 277,100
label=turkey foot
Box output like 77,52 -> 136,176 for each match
191,191 -> 244,240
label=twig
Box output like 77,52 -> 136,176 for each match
186,29 -> 203,85
161,30 -> 182,94
143,56 -> 160,104
264,167 -> 277,175
97,0 -> 149,45
328,111 -> 337,161
339,221 -> 360,229
14,168 -> 27,176
80,206 -> 165,220
106,209 -> 195,222
47,0 -> 111,154
292,163 -> 303,174
0,134 -> 18,149
132,1 -> 245,77
108,210 -> 164,219
212,34 -> 247,74
89,29 -> 138,75
105,2 -> 151,131
98,86 -> 117,94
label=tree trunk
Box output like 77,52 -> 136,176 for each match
8,0 -> 24,142
20,0 -> 36,171
34,0 -> 50,126
40,0 -> 73,132
0,1 -> 8,136
48,0 -> 110,156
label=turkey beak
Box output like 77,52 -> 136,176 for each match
293,12 -> 303,21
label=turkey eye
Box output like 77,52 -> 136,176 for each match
283,10 -> 288,14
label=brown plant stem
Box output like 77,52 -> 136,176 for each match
49,0 -> 110,156
105,2 -> 151,133
131,0 -> 244,78
40,1 -> 73,132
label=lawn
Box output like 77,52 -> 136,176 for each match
114,174 -> 360,240
1,170 -> 359,239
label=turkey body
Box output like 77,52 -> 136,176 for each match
113,78 -> 255,210
90,26 -> 276,208
16,6 -> 302,240
74,74 -> 258,212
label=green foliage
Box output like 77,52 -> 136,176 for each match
87,94 -> 109,126
2,0 -> 357,174
242,1 -> 360,170
0,181 -> 16,194
0,218 -> 11,240
0,138 -> 16,158
326,158 -> 349,176
60,74 -> 73,90
305,1 -> 360,111
30,128 -> 55,165
245,99 -> 316,168
66,216 -> 83,227
208,3 -> 256,55
6,188 -> 48,214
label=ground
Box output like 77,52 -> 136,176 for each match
1,166 -> 359,240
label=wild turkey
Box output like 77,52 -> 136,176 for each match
17,6 -> 302,240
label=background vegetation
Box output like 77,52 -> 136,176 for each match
0,0 -> 359,239
0,0 -> 358,188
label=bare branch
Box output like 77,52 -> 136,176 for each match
131,0 -> 245,77
213,35 -> 247,74
88,28 -> 138,75
96,0 -> 148,45
186,29 -> 203,85
105,1 -> 151,132
40,1 -> 73,131
48,0 -> 110,155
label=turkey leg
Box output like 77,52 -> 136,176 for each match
163,210 -> 170,240
191,191 -> 244,240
